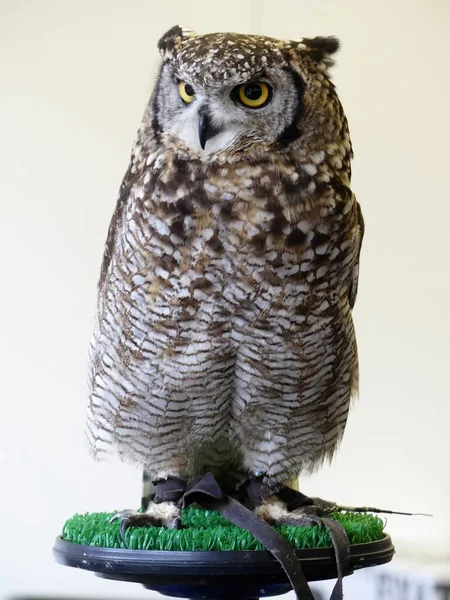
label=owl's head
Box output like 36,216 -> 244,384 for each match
150,26 -> 343,159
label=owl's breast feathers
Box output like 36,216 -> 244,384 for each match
86,140 -> 362,475
113,140 -> 362,310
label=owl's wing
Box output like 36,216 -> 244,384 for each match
87,148 -> 146,461
98,162 -> 139,292
348,201 -> 364,309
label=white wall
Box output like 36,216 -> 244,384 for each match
1,1 -> 449,598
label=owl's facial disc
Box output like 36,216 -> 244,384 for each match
155,62 -> 303,155
164,85 -> 250,154
197,83 -> 272,149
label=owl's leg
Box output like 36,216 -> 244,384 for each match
255,496 -> 324,526
239,473 -> 322,526
254,496 -> 324,527
110,471 -> 185,540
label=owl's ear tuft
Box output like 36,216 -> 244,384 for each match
303,36 -> 340,55
299,36 -> 340,68
158,26 -> 197,59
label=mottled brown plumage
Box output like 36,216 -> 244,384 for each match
86,26 -> 363,526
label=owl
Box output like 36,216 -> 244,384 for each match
86,26 -> 364,529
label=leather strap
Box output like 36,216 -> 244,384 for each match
321,516 -> 351,600
237,476 -> 351,599
152,476 -> 187,504
151,472 -> 350,600
275,485 -> 315,512
182,472 -> 315,600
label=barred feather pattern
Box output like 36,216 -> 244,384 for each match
86,27 -> 364,491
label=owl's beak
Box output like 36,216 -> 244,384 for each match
198,109 -> 222,150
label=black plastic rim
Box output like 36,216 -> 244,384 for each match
53,534 -> 394,586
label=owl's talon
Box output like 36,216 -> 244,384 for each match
171,515 -> 182,529
109,509 -> 134,524
109,502 -> 181,543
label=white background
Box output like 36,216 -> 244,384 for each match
1,1 -> 449,598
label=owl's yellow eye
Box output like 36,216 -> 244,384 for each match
237,82 -> 271,108
179,81 -> 195,104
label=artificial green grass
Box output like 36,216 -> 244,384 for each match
62,508 -> 385,551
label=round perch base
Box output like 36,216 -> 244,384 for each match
53,534 -> 394,600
